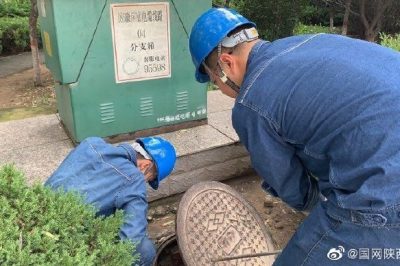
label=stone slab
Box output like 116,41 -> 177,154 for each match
127,124 -> 234,157
148,156 -> 253,202
146,144 -> 249,201
0,140 -> 74,184
207,90 -> 235,113
172,144 -> 247,175
0,114 -> 68,152
208,109 -> 239,141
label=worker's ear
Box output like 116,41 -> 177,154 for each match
218,52 -> 240,78
219,53 -> 234,71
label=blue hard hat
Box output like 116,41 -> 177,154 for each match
189,8 -> 256,83
137,137 -> 176,190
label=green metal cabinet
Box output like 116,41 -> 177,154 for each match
38,0 -> 210,142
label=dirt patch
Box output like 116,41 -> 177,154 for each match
227,176 -> 306,250
0,65 -> 56,121
148,175 -> 306,252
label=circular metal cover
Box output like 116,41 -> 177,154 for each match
176,181 -> 276,265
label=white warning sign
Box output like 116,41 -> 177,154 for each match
110,2 -> 171,83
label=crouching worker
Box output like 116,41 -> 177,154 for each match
45,136 -> 176,266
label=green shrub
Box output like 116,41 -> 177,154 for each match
293,23 -> 340,35
0,165 -> 138,265
0,0 -> 30,17
0,17 -> 30,54
380,33 -> 400,52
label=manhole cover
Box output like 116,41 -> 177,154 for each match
176,181 -> 276,265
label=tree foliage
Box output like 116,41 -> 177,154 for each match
293,22 -> 339,35
310,0 -> 400,41
0,0 -> 30,17
235,0 -> 308,41
0,165 -> 138,265
0,17 -> 30,54
0,0 -> 32,55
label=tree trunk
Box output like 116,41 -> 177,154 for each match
364,28 -> 376,42
359,0 -> 393,42
225,0 -> 230,7
329,6 -> 334,32
29,0 -> 42,86
341,0 -> 351,35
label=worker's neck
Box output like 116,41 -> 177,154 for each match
235,40 -> 260,87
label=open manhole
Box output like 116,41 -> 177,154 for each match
153,234 -> 184,266
154,181 -> 276,265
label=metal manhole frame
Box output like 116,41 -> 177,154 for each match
176,181 -> 276,265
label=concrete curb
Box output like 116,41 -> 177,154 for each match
147,144 -> 254,202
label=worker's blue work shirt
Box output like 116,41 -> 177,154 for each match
45,137 -> 155,266
233,34 -> 400,212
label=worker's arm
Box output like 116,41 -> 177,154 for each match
119,196 -> 149,241
119,193 -> 156,265
233,104 -> 319,211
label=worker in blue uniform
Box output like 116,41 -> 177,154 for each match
189,7 -> 400,265
45,136 -> 176,266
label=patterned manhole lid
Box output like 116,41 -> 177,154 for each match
176,181 -> 276,265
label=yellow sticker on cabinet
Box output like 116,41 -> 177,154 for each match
110,2 -> 171,83
43,31 -> 52,57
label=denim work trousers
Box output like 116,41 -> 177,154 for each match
274,201 -> 400,265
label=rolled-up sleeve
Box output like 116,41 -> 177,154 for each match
233,104 -> 319,211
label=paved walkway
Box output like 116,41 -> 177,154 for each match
0,51 -> 44,78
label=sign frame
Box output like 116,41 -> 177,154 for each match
110,2 -> 171,83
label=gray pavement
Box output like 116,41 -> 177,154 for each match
0,51 -> 44,78
0,90 -> 253,202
